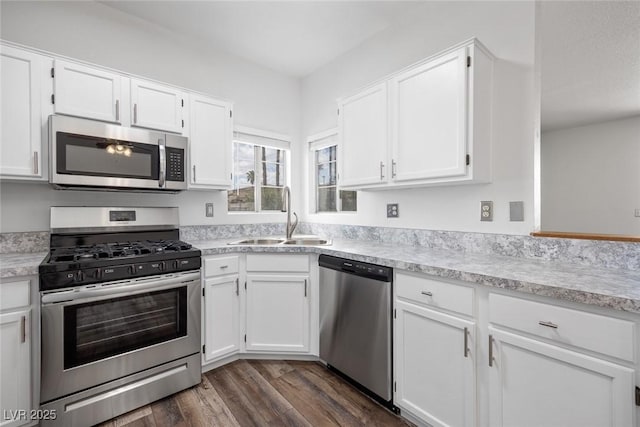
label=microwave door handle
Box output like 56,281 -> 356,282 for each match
158,138 -> 166,188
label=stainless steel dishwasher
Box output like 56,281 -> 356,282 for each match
319,254 -> 397,412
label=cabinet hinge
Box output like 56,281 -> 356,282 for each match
50,67 -> 54,78
244,281 -> 247,290
51,94 -> 55,104
244,334 -> 247,343
202,344 -> 205,354
394,308 -> 396,319
181,119 -> 184,128
202,288 -> 205,297
466,154 -> 470,166
636,387 -> 640,406
467,56 -> 471,67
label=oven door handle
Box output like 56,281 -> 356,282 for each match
41,272 -> 200,305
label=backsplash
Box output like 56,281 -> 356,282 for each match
2,223 -> 638,272
299,223 -> 640,271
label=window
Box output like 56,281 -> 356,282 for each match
228,129 -> 290,212
309,131 -> 357,213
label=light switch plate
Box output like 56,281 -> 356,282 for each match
480,201 -> 493,221
387,204 -> 399,218
510,201 -> 524,222
635,209 -> 640,218
205,203 -> 214,217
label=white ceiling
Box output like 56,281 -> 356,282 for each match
100,0 -> 423,77
540,1 -> 640,131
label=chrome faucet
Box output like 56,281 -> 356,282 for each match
281,186 -> 298,239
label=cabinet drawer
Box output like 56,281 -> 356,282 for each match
396,272 -> 474,317
0,279 -> 30,311
204,256 -> 239,277
489,293 -> 635,362
246,254 -> 309,272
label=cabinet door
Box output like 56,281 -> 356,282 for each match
0,310 -> 31,427
390,47 -> 468,182
395,301 -> 476,427
338,82 -> 388,187
189,95 -> 232,188
130,78 -> 184,133
54,59 -> 122,123
1,46 -> 48,178
245,274 -> 309,353
488,328 -> 635,427
203,276 -> 240,362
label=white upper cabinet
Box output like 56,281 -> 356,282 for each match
1,45 -> 51,179
338,82 -> 388,187
339,38 -> 494,190
188,94 -> 233,189
130,78 -> 185,133
53,59 -> 122,123
390,47 -> 468,182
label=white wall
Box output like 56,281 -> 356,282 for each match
0,0 -> 301,232
301,1 -> 536,235
541,116 -> 640,235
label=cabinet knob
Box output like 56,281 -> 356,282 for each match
421,291 -> 433,297
538,321 -> 558,329
133,103 -> 138,124
33,151 -> 38,175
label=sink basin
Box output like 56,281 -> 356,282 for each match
228,238 -> 286,245
283,238 -> 332,246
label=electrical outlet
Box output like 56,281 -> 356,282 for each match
387,203 -> 399,218
205,203 -> 214,217
509,201 -> 524,222
480,201 -> 493,221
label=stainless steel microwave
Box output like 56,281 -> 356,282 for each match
49,115 -> 188,192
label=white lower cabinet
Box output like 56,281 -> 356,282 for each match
245,274 -> 310,353
488,327 -> 634,427
395,301 -> 476,427
203,275 -> 240,362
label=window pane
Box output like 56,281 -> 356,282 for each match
261,187 -> 284,211
259,146 -> 284,163
228,142 -> 256,211
261,162 -> 285,186
340,190 -> 357,211
318,187 -> 337,212
316,146 -> 336,163
317,162 -> 336,186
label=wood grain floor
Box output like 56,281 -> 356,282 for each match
97,360 -> 412,427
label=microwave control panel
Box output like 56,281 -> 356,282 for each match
166,147 -> 185,182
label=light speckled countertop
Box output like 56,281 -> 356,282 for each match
2,239 -> 639,314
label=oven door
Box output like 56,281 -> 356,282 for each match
40,271 -> 200,403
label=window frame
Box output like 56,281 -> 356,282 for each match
308,129 -> 357,214
229,126 -> 291,213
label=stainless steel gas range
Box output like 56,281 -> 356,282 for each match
38,207 -> 201,427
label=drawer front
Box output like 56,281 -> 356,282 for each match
396,272 -> 474,317
204,255 -> 239,277
489,293 -> 635,362
246,254 -> 309,273
0,279 -> 30,311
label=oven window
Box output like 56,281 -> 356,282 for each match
63,288 -> 187,369
57,132 -> 159,180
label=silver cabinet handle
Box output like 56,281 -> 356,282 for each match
220,265 -> 228,269
158,139 -> 166,188
235,278 -> 239,296
20,315 -> 26,343
464,327 -> 469,358
33,152 -> 38,175
488,335 -> 494,367
192,165 -> 196,182
538,321 -> 558,329
421,291 -> 433,297
380,161 -> 385,180
115,99 -> 120,121
133,103 -> 138,124
304,279 -> 307,297
391,159 -> 397,178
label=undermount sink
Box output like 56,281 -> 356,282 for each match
227,236 -> 332,246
